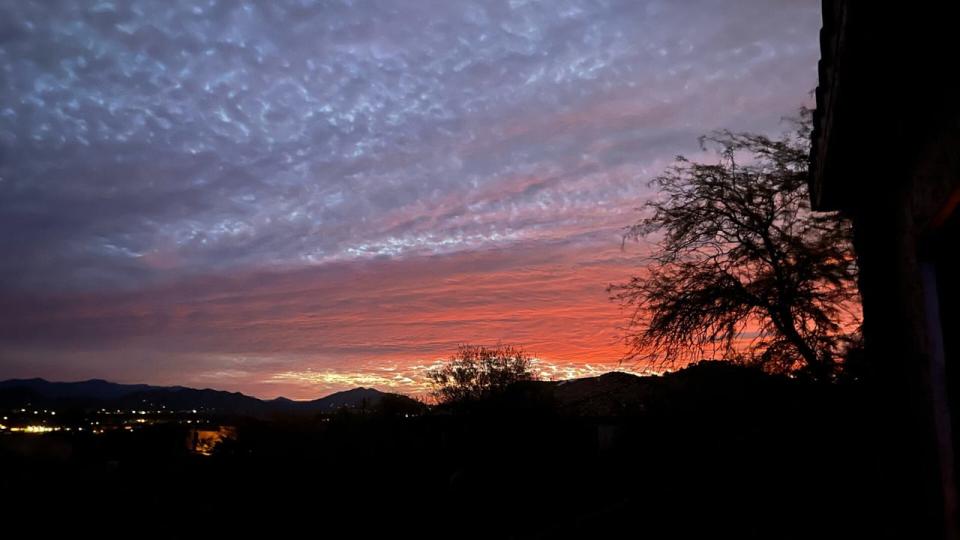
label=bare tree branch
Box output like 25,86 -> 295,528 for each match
609,109 -> 860,379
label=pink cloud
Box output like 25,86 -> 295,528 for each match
1,238 -> 654,398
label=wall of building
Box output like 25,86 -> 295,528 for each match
848,118 -> 960,538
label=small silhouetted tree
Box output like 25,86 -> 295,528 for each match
610,110 -> 859,378
426,344 -> 539,405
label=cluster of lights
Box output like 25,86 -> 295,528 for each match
9,425 -> 57,433
3,405 -> 210,435
3,407 -> 235,458
13,409 -> 57,415
95,408 -> 199,415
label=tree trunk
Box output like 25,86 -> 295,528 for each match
769,304 -> 825,376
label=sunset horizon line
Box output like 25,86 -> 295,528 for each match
1,358 -> 667,402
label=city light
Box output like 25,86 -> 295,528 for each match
9,425 -> 57,433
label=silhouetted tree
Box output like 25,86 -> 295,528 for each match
426,344 -> 539,405
610,110 -> 859,378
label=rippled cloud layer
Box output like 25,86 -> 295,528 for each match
1,0 -> 820,398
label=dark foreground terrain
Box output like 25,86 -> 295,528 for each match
0,363 -> 927,538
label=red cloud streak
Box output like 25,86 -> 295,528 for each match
1,237 -> 653,398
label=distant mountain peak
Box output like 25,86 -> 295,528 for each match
0,378 -> 415,417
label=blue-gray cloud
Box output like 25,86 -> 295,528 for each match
0,0 -> 820,293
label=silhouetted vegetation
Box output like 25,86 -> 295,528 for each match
0,362 -> 909,538
610,109 -> 860,378
426,344 -> 539,406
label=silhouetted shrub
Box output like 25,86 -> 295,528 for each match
426,344 -> 539,406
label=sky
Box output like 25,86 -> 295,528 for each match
0,0 -> 822,399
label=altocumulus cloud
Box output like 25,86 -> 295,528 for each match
0,0 -> 821,398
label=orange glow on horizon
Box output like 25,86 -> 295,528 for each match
0,233 -> 858,400
1,238 -> 656,399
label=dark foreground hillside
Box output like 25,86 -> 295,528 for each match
0,363 -> 917,538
